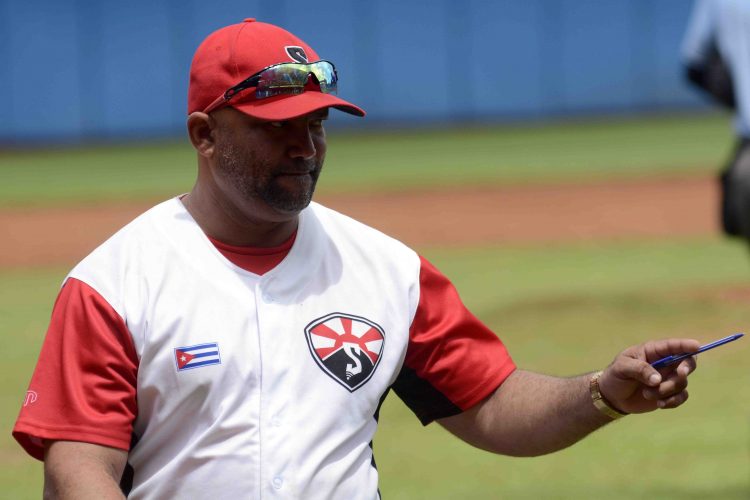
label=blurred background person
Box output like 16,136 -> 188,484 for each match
682,0 -> 750,243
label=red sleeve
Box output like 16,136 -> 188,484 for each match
392,256 -> 516,425
13,278 -> 139,460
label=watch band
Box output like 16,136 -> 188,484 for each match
589,371 -> 628,420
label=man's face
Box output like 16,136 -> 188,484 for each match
211,107 -> 328,221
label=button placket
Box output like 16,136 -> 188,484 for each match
261,278 -> 275,303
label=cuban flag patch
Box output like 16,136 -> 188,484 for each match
174,342 -> 221,371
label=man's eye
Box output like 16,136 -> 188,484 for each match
268,121 -> 285,128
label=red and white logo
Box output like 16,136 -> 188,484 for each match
305,313 -> 385,392
285,46 -> 308,63
23,390 -> 38,407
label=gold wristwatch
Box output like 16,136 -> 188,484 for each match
589,371 -> 628,420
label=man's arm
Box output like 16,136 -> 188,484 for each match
44,441 -> 127,500
438,338 -> 699,457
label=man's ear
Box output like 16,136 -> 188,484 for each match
187,112 -> 217,157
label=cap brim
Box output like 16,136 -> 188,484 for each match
231,91 -> 365,121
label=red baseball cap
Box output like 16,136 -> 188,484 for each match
188,19 -> 365,120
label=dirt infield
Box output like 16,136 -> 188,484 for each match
1,175 -> 720,268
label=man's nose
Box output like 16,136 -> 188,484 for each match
287,126 -> 316,160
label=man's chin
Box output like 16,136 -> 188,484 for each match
262,190 -> 315,215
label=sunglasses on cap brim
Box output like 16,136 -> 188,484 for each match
202,60 -> 338,114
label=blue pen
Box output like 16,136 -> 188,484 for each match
650,333 -> 744,369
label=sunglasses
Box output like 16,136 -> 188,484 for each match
202,60 -> 339,114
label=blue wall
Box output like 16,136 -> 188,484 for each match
0,0 -> 701,143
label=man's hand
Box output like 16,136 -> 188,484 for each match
597,338 -> 700,414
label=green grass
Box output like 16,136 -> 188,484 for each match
325,111 -> 734,191
3,237 -> 749,498
424,237 -> 750,318
1,268 -> 63,498
0,111 -> 735,207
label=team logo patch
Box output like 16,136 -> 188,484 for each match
305,313 -> 385,392
174,342 -> 221,371
285,45 -> 308,63
23,390 -> 38,407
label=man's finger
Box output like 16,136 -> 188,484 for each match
657,390 -> 690,409
643,370 -> 691,400
675,356 -> 697,376
611,355 -> 662,387
643,338 -> 700,363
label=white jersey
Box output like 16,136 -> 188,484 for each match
14,198 -> 515,499
682,0 -> 750,136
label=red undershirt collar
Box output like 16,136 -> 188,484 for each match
207,231 -> 297,275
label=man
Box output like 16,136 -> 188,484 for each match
14,19 -> 699,500
682,0 -> 750,240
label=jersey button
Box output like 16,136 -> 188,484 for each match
272,476 -> 283,489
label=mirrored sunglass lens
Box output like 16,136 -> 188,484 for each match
255,62 -> 337,98
310,63 -> 337,93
